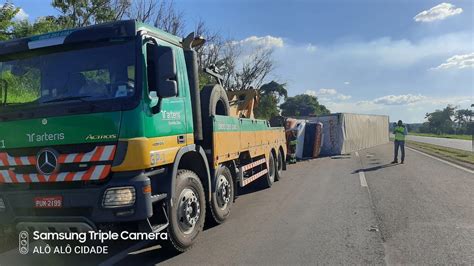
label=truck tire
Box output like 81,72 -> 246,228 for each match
275,150 -> 284,181
200,84 -> 231,147
208,165 -> 234,224
264,153 -> 276,188
166,170 -> 206,252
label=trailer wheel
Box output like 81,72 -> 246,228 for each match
275,150 -> 284,181
208,165 -> 234,224
200,84 -> 231,147
166,170 -> 206,252
264,153 -> 276,188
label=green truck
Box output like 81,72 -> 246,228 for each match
0,20 -> 286,252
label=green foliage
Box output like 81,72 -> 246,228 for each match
0,3 -> 19,41
454,108 -> 473,135
52,0 -> 116,28
254,94 -> 279,120
254,81 -> 287,120
198,71 -> 214,89
1,69 -> 40,104
259,81 -> 288,99
280,94 -> 330,117
421,105 -> 456,134
12,16 -> 64,39
419,105 -> 473,135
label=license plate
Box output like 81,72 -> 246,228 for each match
34,196 -> 63,208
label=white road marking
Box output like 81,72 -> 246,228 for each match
359,171 -> 367,187
355,151 -> 359,157
407,147 -> 474,174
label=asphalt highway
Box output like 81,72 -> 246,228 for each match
1,143 -> 472,265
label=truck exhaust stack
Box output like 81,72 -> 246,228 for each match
183,32 -> 204,141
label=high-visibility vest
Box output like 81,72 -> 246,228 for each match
394,126 -> 405,141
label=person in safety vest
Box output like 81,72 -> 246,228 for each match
391,120 -> 407,164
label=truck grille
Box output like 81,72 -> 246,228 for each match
0,144 -> 116,184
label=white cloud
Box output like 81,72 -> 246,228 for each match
305,89 -> 351,101
372,94 -> 426,105
304,89 -> 316,96
337,94 -> 352,100
414,3 -> 463,22
433,53 -> 474,69
234,35 -> 284,49
13,8 -> 28,21
344,81 -> 350,85
318,88 -> 337,95
306,44 -> 317,52
266,31 -> 471,122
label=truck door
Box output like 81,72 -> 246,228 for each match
142,38 -> 190,166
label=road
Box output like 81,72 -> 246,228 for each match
406,134 -> 473,152
1,143 -> 473,265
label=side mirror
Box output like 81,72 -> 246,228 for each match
156,46 -> 178,98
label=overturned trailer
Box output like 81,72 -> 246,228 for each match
308,113 -> 389,155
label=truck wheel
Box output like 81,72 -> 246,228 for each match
275,150 -> 284,181
264,153 -> 276,188
209,165 -> 234,224
167,170 -> 206,252
200,84 -> 231,147
201,84 -> 231,117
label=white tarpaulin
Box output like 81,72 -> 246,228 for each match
308,113 -> 389,155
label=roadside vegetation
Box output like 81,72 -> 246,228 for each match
404,105 -> 473,140
406,140 -> 474,166
408,132 -> 472,141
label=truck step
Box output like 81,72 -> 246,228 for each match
140,204 -> 169,234
151,193 -> 167,204
151,223 -> 168,233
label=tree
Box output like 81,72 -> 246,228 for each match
280,94 -> 330,117
153,0 -> 184,36
454,108 -> 473,134
0,2 -> 19,40
52,0 -> 116,28
12,16 -> 64,39
424,105 -> 455,134
118,0 -> 184,36
233,47 -> 274,90
254,81 -> 288,120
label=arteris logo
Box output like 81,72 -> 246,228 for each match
161,110 -> 181,120
86,134 -> 118,141
27,133 -> 65,143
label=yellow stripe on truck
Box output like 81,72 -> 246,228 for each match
112,133 -> 194,172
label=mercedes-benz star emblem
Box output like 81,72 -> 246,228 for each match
36,149 -> 59,175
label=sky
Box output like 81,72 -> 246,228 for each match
7,0 -> 474,123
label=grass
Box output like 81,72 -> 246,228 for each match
406,140 -> 474,166
409,132 -> 472,141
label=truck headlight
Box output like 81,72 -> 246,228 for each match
0,197 -> 5,212
102,187 -> 135,208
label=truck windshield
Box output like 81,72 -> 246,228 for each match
0,40 -> 135,109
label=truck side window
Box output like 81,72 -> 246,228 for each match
146,43 -> 157,93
